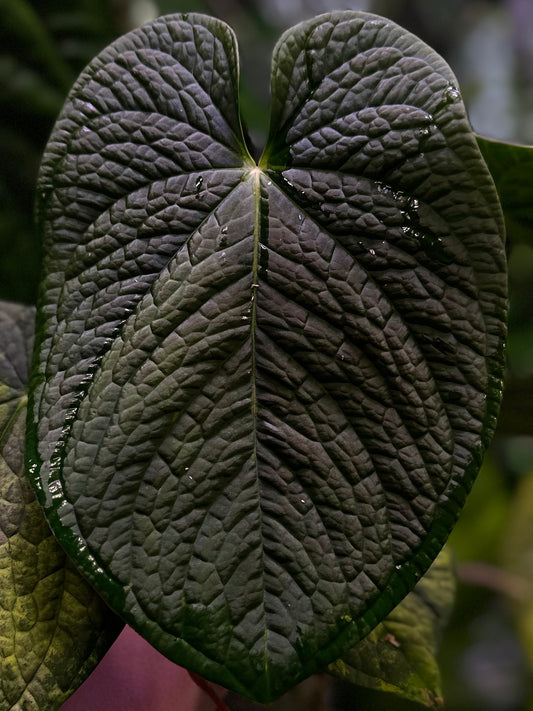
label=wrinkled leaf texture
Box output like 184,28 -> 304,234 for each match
28,11 -> 507,702
0,302 -> 121,711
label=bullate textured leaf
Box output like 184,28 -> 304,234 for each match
27,12 -> 507,702
0,301 -> 121,711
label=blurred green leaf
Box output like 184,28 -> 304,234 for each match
328,549 -> 455,709
0,56 -> 67,118
0,300 -> 122,711
0,0 -> 74,92
477,135 -> 533,245
0,0 -> 128,303
446,455 -> 511,563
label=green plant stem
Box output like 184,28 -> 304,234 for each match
456,561 -> 531,601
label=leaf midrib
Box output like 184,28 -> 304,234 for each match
250,165 -> 272,693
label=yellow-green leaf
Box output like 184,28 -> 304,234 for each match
329,549 -> 455,709
0,301 -> 122,711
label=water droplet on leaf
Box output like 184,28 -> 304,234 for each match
437,86 -> 461,111
443,86 -> 460,103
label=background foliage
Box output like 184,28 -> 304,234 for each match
1,0 -> 533,709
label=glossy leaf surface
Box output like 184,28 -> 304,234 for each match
329,548 -> 455,708
0,301 -> 121,711
28,12 -> 507,702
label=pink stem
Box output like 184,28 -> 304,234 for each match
187,671 -> 233,711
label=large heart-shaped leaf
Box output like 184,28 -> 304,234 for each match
0,301 -> 122,711
28,11 -> 507,702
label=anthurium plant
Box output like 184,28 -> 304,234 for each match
1,10 -> 513,711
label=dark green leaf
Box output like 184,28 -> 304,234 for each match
476,135 -> 533,245
1,0 -> 73,92
0,0 -> 127,304
28,12 -> 507,702
0,301 -> 121,711
329,549 -> 455,708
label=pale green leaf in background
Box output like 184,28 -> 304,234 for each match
0,301 -> 122,711
329,549 -> 455,709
